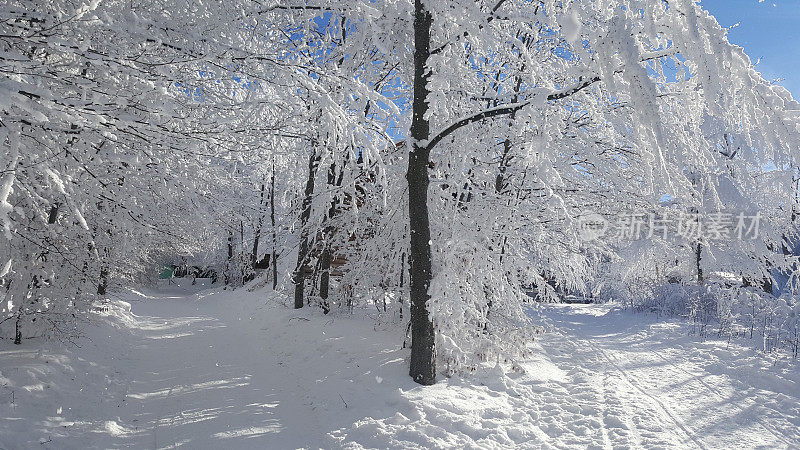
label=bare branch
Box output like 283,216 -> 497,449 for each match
428,76 -> 601,151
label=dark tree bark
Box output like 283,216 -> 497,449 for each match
239,220 -> 249,283
224,230 -> 233,286
695,242 -> 703,284
47,203 -> 59,225
318,244 -> 332,314
294,149 -> 320,309
14,314 -> 22,345
318,160 -> 346,310
762,276 -> 773,295
251,183 -> 266,275
97,268 -> 108,295
270,163 -> 279,290
407,0 -> 436,385
399,252 -> 406,319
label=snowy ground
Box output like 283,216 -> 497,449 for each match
1,285 -> 799,449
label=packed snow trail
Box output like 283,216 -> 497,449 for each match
1,287 -> 799,449
533,305 -> 800,449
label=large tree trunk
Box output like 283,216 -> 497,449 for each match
407,0 -> 436,385
294,150 -> 319,309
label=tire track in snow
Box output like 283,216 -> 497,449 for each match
539,305 -> 713,449
540,303 -> 800,449
587,340 -> 706,449
599,370 -> 643,448
545,328 -> 683,449
528,339 -> 610,447
592,374 -> 614,450
648,349 -> 795,447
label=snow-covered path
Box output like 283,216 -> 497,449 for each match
2,288 -> 799,449
55,287 -> 417,448
535,305 -> 800,449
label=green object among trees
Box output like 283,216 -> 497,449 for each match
158,266 -> 175,279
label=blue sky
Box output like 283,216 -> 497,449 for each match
700,0 -> 800,98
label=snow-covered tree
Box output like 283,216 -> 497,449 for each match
3,0 -> 799,386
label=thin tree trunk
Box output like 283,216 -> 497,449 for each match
690,174 -> 703,286
14,313 -> 22,345
252,183 -> 266,268
271,163 -> 279,290
239,220 -> 246,283
407,0 -> 436,385
695,242 -> 703,284
318,242 -> 332,314
399,252 -> 406,320
318,160 -> 344,309
294,150 -> 320,309
47,203 -> 59,224
225,230 -> 233,286
97,268 -> 108,295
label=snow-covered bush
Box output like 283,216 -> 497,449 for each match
611,280 -> 800,356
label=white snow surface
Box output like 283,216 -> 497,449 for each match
1,285 -> 799,449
